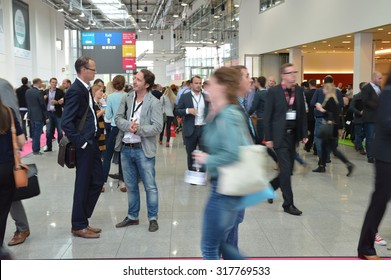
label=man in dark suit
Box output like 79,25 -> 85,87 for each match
357,72 -> 391,260
362,71 -> 383,163
25,78 -> 46,155
61,56 -> 104,239
176,75 -> 209,171
15,77 -> 30,139
43,77 -> 64,152
264,63 -> 308,216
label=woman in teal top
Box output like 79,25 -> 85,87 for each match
193,67 -> 248,260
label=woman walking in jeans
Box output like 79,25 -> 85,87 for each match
193,67 -> 248,260
159,87 -> 176,147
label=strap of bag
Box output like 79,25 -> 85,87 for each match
77,105 -> 90,133
7,107 -> 22,166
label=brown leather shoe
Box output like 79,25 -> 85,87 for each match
71,228 -> 100,238
8,230 -> 30,246
87,226 -> 102,233
358,254 -> 381,260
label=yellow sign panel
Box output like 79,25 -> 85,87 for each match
123,45 -> 136,57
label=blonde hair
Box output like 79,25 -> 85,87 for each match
105,81 -> 115,96
322,83 -> 338,106
92,84 -> 103,99
163,87 -> 177,104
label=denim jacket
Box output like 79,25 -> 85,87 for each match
204,104 -> 250,179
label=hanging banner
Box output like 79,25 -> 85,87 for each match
13,0 -> 31,59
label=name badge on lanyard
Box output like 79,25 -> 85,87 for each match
286,110 -> 296,120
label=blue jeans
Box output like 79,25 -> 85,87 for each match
102,126 -> 119,182
201,180 -> 244,260
46,111 -> 62,149
314,117 -> 330,162
363,122 -> 375,159
31,120 -> 44,153
354,122 -> 365,151
121,146 -> 158,221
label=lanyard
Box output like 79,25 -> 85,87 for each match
131,94 -> 143,118
191,92 -> 202,110
283,86 -> 295,109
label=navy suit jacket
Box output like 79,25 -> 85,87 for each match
374,85 -> 391,163
61,79 -> 97,148
175,91 -> 209,137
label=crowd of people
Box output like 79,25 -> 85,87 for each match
1,55 -> 390,260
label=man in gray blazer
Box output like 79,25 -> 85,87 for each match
25,78 -> 46,155
114,69 -> 163,232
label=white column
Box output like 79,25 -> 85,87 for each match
289,47 -> 303,83
353,32 -> 373,93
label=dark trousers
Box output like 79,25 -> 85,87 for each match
320,138 -> 349,166
31,120 -> 44,153
273,132 -> 297,208
46,111 -> 63,149
72,139 -> 104,230
185,126 -> 204,170
358,160 -> 391,256
102,126 -> 119,182
255,118 -> 264,144
0,162 -> 15,247
19,110 -> 28,139
159,116 -> 175,143
363,122 -> 375,160
304,120 -> 315,151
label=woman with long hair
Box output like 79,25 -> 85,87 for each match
0,86 -> 26,259
159,87 -> 176,147
92,84 -> 106,157
312,83 -> 354,176
193,67 -> 248,260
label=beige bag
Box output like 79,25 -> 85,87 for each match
217,145 -> 268,196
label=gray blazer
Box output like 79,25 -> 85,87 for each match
115,91 -> 163,158
25,86 -> 46,121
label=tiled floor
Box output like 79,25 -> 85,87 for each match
5,135 -> 391,259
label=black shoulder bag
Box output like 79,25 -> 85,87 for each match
57,106 -> 89,168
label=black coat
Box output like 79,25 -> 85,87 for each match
374,85 -> 391,163
263,85 -> 308,148
362,83 -> 379,123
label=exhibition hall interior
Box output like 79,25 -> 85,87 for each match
0,0 -> 390,260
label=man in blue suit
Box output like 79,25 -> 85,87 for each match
175,76 -> 209,171
61,56 -> 104,238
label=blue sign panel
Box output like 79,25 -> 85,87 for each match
81,32 -> 95,45
95,32 -> 122,45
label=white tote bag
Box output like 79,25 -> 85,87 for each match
217,144 -> 268,196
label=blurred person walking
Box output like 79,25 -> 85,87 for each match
0,80 -> 26,259
357,68 -> 391,260
193,67 -> 247,260
159,86 -> 176,147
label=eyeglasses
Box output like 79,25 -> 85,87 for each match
85,67 -> 96,72
283,71 -> 298,75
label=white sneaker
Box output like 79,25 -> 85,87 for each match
375,233 -> 387,246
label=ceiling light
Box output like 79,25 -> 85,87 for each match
302,45 -> 307,47
149,33 -> 153,36
181,2 -> 187,6
378,28 -> 384,30
91,21 -> 96,26
141,18 -> 146,22
234,4 -> 239,8
85,26 -> 90,30
193,33 -> 197,37
138,29 -> 142,32
382,41 -> 391,43
173,14 -> 179,18
375,48 -> 391,55
346,35 -> 352,37
342,41 -> 351,43
208,30 -> 213,33
73,18 -> 79,22
57,7 -> 64,12
322,41 -> 327,43
80,12 -> 85,17
214,15 -> 220,19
